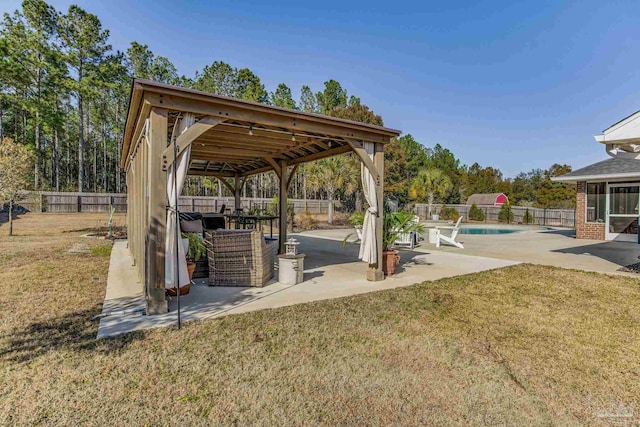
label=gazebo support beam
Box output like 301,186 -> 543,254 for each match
278,159 -> 289,254
233,175 -> 247,211
161,116 -> 226,170
346,139 -> 380,184
146,107 -> 169,313
287,164 -> 299,190
367,142 -> 385,281
213,175 -> 235,194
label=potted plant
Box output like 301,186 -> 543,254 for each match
382,210 -> 423,275
168,232 -> 206,296
184,232 -> 206,280
348,211 -> 365,240
342,207 -> 423,276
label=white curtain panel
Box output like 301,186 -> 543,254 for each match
165,113 -> 194,289
359,142 -> 378,264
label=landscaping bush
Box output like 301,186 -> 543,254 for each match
439,205 -> 460,222
348,211 -> 365,228
297,210 -> 318,230
468,203 -> 485,221
522,208 -> 536,224
498,203 -> 514,223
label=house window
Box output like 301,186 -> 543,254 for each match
586,183 -> 605,223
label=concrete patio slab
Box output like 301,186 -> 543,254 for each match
424,226 -> 640,277
97,234 -> 519,338
303,226 -> 640,277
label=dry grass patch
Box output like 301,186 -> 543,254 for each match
0,213 -> 639,425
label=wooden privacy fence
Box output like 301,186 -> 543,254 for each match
18,192 -> 339,215
414,203 -> 576,228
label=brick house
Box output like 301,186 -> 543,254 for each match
553,110 -> 640,243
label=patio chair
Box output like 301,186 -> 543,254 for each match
204,229 -> 277,287
435,216 -> 464,249
393,215 -> 421,249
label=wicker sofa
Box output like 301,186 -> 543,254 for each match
204,229 -> 277,287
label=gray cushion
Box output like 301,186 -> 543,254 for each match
180,219 -> 203,234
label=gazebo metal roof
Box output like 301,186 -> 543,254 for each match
121,79 -> 400,178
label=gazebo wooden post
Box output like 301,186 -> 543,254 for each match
278,159 -> 289,254
234,173 -> 241,211
146,107 -> 168,314
368,142 -> 385,281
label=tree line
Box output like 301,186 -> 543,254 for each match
0,0 -> 575,210
386,135 -> 575,209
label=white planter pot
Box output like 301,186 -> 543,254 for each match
432,214 -> 439,221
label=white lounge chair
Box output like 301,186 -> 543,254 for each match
435,216 -> 464,249
394,215 -> 420,249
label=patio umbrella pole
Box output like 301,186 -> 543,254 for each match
173,128 -> 181,330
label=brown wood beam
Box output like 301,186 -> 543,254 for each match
215,123 -> 339,142
368,142 -> 385,282
123,101 -> 151,170
264,157 -> 282,178
287,164 -> 299,190
278,159 -> 289,254
194,139 -> 293,151
187,169 -> 236,178
215,175 -> 235,194
161,116 -> 226,170
191,147 -> 287,159
198,133 -> 299,147
143,92 -> 395,144
345,139 -> 380,185
146,107 -> 169,313
288,144 -> 352,165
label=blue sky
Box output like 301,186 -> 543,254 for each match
3,0 -> 640,176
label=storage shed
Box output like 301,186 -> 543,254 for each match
466,193 -> 509,207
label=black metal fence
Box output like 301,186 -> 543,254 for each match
414,203 -> 576,228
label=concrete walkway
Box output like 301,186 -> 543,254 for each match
97,234 -> 518,338
98,225 -> 640,338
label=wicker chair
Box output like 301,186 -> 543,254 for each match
204,230 -> 277,287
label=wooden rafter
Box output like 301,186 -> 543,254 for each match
287,164 -> 299,190
161,116 -> 226,170
344,139 -> 380,184
264,157 -> 282,178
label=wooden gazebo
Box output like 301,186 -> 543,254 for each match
121,79 -> 400,314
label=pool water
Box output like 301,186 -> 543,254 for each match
458,227 -> 520,235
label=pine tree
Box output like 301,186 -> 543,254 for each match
59,5 -> 110,191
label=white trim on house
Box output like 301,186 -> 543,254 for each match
553,172 -> 640,183
594,110 -> 640,155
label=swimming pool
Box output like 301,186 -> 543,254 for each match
458,226 -> 521,235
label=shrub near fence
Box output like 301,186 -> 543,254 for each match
414,203 -> 576,228
17,192 -> 340,215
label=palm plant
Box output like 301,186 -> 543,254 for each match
306,155 -> 355,224
409,168 -> 452,217
382,209 -> 424,252
181,232 -> 206,262
342,206 -> 423,252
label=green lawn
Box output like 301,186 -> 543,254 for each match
1,214 -> 639,426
